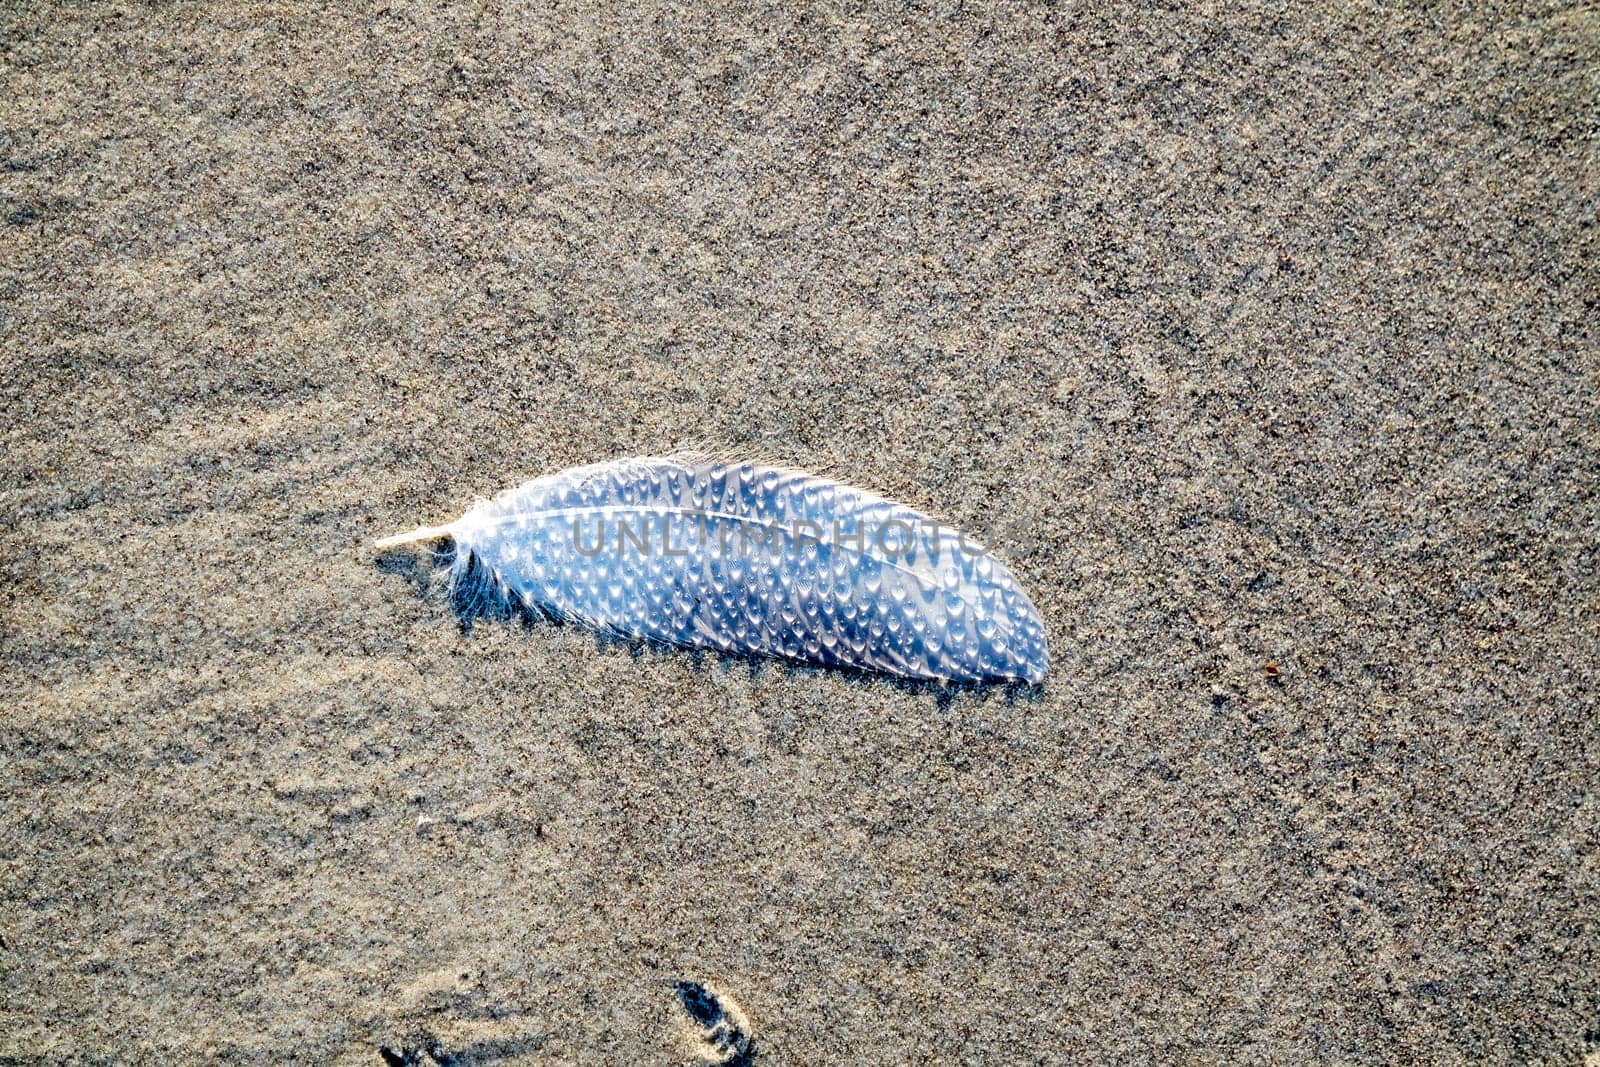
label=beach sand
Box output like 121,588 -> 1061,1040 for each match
2,1 -> 1596,1062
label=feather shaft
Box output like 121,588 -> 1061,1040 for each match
374,523 -> 456,548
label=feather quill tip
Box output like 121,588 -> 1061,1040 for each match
374,524 -> 455,549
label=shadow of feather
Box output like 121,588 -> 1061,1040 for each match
375,549 -> 435,604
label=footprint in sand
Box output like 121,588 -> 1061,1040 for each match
675,980 -> 756,1066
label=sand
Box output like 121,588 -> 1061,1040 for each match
2,1 -> 1596,1063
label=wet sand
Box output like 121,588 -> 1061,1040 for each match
2,2 -> 1597,1063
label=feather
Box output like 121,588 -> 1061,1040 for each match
376,455 -> 1048,684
